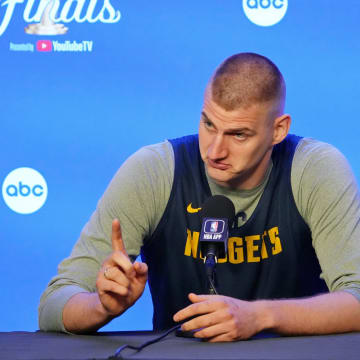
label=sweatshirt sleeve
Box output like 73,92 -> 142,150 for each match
38,141 -> 174,332
292,138 -> 360,301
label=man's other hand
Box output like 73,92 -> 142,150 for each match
173,293 -> 264,342
96,219 -> 148,317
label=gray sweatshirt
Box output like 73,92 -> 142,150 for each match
39,137 -> 360,332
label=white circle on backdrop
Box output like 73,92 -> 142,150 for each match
2,167 -> 48,214
243,0 -> 288,27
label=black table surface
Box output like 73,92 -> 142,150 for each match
1,330 -> 360,360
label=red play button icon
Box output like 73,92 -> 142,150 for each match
36,40 -> 52,52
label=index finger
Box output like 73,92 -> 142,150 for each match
174,301 -> 209,323
111,219 -> 128,256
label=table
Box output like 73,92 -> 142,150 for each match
1,330 -> 360,360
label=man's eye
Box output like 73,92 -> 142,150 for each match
234,133 -> 246,140
204,121 -> 213,128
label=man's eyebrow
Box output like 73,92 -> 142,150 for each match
227,127 -> 255,134
201,111 -> 254,134
201,111 -> 211,121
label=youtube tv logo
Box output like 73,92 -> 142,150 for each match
36,40 -> 52,52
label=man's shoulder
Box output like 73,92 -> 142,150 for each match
293,137 -> 347,172
296,136 -> 340,155
134,140 -> 174,163
119,140 -> 174,178
106,140 -> 175,200
291,136 -> 355,203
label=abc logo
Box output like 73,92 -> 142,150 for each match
2,167 -> 48,214
243,0 -> 288,27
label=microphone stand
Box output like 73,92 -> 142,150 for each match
204,244 -> 218,295
175,245 -> 219,338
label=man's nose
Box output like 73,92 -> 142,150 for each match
208,135 -> 227,159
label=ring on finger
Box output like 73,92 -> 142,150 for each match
103,266 -> 113,279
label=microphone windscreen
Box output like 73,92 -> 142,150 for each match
201,195 -> 235,223
199,195 -> 235,260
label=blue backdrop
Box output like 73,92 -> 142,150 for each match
1,0 -> 359,331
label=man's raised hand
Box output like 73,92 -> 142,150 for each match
96,219 -> 148,317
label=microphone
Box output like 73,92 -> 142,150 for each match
175,196 -> 235,339
199,195 -> 235,294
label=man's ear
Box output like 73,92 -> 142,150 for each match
272,114 -> 291,145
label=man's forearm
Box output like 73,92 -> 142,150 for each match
62,292 -> 118,333
258,291 -> 360,335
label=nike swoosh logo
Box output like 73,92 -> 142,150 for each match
187,203 -> 202,213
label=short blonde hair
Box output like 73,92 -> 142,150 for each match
211,53 -> 286,112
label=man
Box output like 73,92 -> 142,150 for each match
39,53 -> 360,341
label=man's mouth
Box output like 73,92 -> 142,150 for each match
207,159 -> 231,170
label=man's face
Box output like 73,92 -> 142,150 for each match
199,92 -> 278,190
